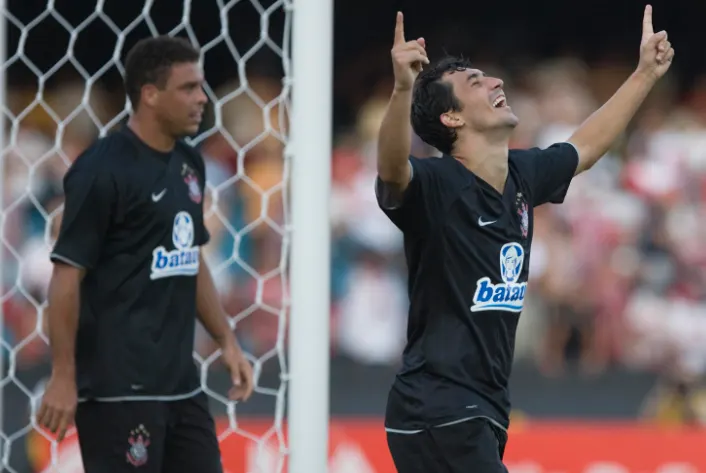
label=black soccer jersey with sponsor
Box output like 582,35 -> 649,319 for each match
51,125 -> 210,401
376,142 -> 579,431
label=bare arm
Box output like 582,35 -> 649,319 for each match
570,6 -> 674,175
196,254 -> 254,400
38,262 -> 84,440
44,157 -> 115,375
377,12 -> 429,194
196,254 -> 235,347
46,263 -> 84,377
569,71 -> 655,174
39,154 -> 116,440
377,89 -> 414,186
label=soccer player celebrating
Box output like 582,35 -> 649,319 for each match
36,36 -> 254,473
376,6 -> 672,472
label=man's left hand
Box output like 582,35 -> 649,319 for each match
637,5 -> 675,81
221,342 -> 254,402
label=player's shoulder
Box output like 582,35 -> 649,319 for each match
411,153 -> 450,167
404,154 -> 480,208
509,142 -> 577,161
60,138 -> 126,195
73,128 -> 135,168
508,142 -> 578,173
507,147 -> 548,190
68,131 -> 133,178
508,146 -> 541,163
410,153 -> 458,179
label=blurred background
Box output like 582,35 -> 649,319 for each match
2,0 -> 706,471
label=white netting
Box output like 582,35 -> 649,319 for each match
0,1 -> 292,471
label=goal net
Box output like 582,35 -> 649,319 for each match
0,0 -> 303,471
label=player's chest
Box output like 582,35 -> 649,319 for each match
446,180 -> 533,314
119,158 -> 205,227
448,179 -> 532,247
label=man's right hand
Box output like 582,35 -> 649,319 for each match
391,12 -> 429,92
36,371 -> 77,442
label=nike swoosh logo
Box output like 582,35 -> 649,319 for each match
478,217 -> 497,227
152,189 -> 167,202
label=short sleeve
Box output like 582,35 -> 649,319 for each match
51,160 -> 116,269
375,156 -> 445,234
523,142 -> 580,207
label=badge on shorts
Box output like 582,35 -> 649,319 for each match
126,424 -> 151,467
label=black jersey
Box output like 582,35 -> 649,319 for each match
376,142 -> 579,431
50,125 -> 210,401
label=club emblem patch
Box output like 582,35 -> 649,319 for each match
516,192 -> 529,238
126,424 -> 150,467
181,163 -> 203,204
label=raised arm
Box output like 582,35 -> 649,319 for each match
377,12 -> 429,194
569,5 -> 674,175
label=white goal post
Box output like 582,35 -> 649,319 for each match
288,0 -> 332,472
0,0 -> 331,472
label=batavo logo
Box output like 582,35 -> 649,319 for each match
27,420 -> 706,473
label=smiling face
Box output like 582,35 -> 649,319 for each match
440,68 -> 519,133
411,57 -> 519,155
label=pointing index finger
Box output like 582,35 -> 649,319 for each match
642,5 -> 654,40
394,11 -> 405,46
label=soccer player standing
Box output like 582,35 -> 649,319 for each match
376,6 -> 673,472
36,36 -> 254,473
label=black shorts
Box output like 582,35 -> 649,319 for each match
387,418 -> 508,473
75,391 -> 222,473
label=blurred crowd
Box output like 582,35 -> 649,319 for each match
4,54 -> 706,423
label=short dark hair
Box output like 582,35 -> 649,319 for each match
411,56 -> 473,155
124,36 -> 200,109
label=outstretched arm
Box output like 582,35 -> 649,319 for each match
569,5 -> 674,175
377,12 -> 429,196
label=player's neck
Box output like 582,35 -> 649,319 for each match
452,131 -> 509,194
127,114 -> 176,153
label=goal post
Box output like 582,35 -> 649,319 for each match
288,0 -> 333,470
0,0 -> 332,472
0,0 -> 6,451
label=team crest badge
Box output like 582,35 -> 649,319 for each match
516,193 -> 529,238
126,424 -> 150,467
181,163 -> 203,204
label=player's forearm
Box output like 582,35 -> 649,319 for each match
196,256 -> 236,347
46,265 -> 82,376
377,88 -> 413,184
569,70 -> 656,174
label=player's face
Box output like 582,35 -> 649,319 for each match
157,62 -> 207,137
442,68 -> 519,132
